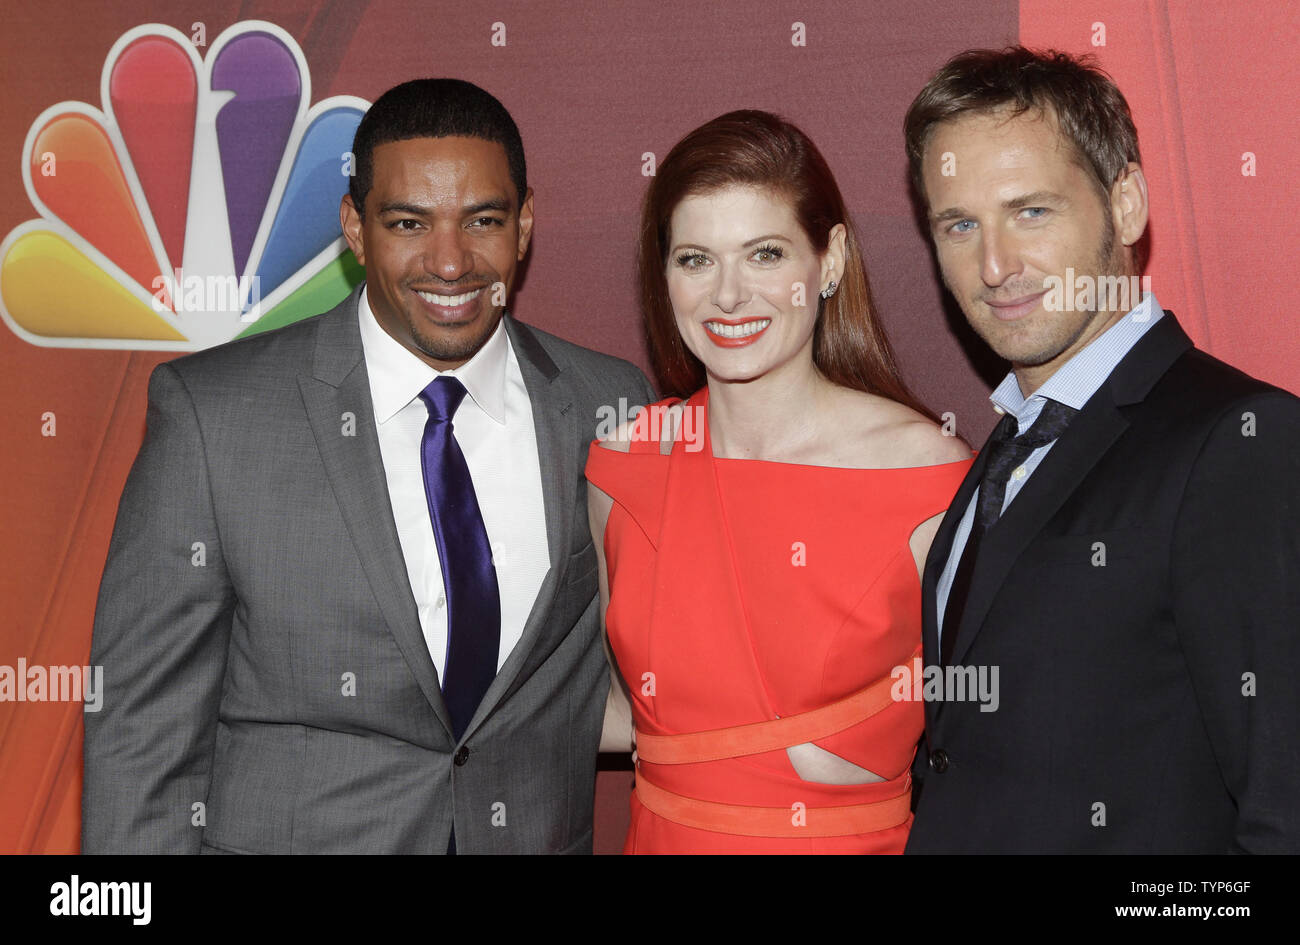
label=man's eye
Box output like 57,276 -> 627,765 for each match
390,219 -> 421,231
1020,207 -> 1049,220
470,216 -> 505,228
948,220 -> 976,235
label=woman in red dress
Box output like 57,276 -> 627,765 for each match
586,111 -> 972,853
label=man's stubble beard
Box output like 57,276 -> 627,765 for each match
411,305 -> 506,365
954,208 -> 1120,369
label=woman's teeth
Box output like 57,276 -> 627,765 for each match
704,319 -> 771,338
417,288 -> 483,307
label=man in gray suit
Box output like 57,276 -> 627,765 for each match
82,79 -> 654,853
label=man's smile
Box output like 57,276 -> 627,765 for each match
410,284 -> 487,322
984,290 -> 1048,321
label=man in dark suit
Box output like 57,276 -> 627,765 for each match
902,47 -> 1299,852
82,79 -> 654,853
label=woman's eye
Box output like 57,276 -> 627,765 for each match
675,252 -> 708,270
752,245 -> 785,263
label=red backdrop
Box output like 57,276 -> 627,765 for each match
1,0 -> 1295,854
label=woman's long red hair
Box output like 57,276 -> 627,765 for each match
639,109 -> 931,419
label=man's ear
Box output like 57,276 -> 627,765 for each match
341,194 -> 366,266
1111,163 -> 1149,254
517,187 -> 535,260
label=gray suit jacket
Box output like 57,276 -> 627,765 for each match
82,288 -> 655,853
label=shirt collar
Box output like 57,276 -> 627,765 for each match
357,285 -> 508,425
990,291 -> 1164,419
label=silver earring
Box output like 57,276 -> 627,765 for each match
820,280 -> 837,299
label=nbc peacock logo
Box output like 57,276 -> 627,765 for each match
0,21 -> 369,350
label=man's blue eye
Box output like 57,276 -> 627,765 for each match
951,220 -> 975,233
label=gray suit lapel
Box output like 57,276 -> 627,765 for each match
461,313 -> 580,739
297,290 -> 454,735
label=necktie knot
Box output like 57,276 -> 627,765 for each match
419,375 -> 468,422
1010,398 -> 1078,451
977,397 -> 1079,530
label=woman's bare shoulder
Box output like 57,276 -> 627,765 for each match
593,419 -> 635,453
594,402 -> 685,455
840,390 -> 971,468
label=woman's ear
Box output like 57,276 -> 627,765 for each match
822,223 -> 848,293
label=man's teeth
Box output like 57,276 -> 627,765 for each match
417,288 -> 483,307
705,319 -> 771,338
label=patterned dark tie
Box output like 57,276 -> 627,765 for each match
418,376 -> 501,742
940,398 -> 1079,666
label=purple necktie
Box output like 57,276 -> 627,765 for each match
418,376 -> 501,741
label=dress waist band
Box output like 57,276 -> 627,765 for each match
633,770 -> 912,838
634,645 -> 919,765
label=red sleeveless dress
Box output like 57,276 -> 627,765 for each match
585,387 -> 972,854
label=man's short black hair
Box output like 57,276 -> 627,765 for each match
348,78 -> 527,217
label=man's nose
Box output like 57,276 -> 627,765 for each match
421,226 -> 474,282
980,226 -> 1022,288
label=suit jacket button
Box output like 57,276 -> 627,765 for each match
929,748 -> 950,773
454,746 -> 470,766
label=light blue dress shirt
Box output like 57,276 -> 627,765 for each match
935,293 -> 1164,638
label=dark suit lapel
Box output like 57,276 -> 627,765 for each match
921,448 -> 986,719
942,312 -> 1194,674
943,394 -> 1130,672
925,447 -> 982,655
297,289 -> 454,735
462,314 -> 580,735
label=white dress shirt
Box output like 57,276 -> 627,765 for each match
357,287 -> 551,678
